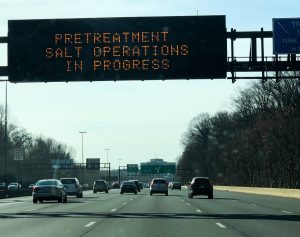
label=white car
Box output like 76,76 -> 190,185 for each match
7,182 -> 22,190
150,178 -> 168,196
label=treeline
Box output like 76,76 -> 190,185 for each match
177,77 -> 300,188
0,106 -> 74,185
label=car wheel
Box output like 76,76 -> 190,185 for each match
58,197 -> 62,203
93,190 -> 96,193
150,191 -> 153,196
33,198 -> 37,204
165,192 -> 168,196
63,196 -> 67,203
208,194 -> 213,199
134,191 -> 137,195
80,193 -> 83,198
39,199 -> 43,203
120,192 -> 123,194
105,190 -> 108,193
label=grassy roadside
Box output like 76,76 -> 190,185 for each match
214,186 -> 300,199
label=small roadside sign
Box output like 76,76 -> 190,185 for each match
14,148 -> 24,161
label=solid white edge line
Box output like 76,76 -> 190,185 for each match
216,223 -> 226,229
84,221 -> 96,228
0,202 -> 24,207
25,209 -> 37,212
282,210 -> 293,214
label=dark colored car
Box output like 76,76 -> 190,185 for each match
138,182 -> 143,190
33,179 -> 67,203
93,180 -> 109,193
112,182 -> 120,189
171,182 -> 181,190
188,177 -> 213,199
129,180 -> 140,192
120,181 -> 137,194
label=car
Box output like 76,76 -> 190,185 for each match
138,182 -> 143,190
170,182 -> 181,190
28,183 -> 36,189
150,178 -> 168,196
93,180 -> 109,193
120,181 -> 137,194
0,182 -> 6,190
111,182 -> 120,189
129,180 -> 140,192
32,179 -> 67,203
7,182 -> 22,190
60,177 -> 83,198
188,177 -> 213,199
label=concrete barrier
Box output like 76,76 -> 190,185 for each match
0,189 -> 32,199
214,186 -> 300,199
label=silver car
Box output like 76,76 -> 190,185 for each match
60,177 -> 83,198
33,179 -> 67,203
150,178 -> 168,196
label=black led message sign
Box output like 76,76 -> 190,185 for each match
8,16 -> 227,82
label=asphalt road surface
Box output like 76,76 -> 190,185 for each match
0,188 -> 299,237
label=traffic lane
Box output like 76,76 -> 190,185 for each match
83,189 -> 243,237
180,189 -> 300,237
0,189 -> 140,237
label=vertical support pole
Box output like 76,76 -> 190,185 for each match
261,28 -> 266,82
251,37 -> 257,62
108,163 -> 111,186
4,81 -> 8,189
230,28 -> 236,83
118,166 -> 121,185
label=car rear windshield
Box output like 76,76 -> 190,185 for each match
153,179 -> 166,184
194,178 -> 210,185
122,182 -> 134,185
37,180 -> 59,186
96,181 -> 105,184
61,179 -> 76,184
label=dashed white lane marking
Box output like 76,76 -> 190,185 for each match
181,199 -> 184,202
0,202 -> 24,207
282,210 -> 293,214
186,203 -> 191,206
25,209 -> 37,212
85,222 -> 96,228
123,203 -> 127,205
251,203 -> 257,207
111,209 -> 117,212
129,199 -> 133,201
196,209 -> 202,213
216,223 -> 226,229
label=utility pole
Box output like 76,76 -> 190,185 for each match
79,131 -> 86,186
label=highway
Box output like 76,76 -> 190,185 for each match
0,188 -> 299,237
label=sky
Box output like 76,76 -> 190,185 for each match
0,0 -> 299,169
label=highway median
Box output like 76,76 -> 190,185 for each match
214,186 -> 300,199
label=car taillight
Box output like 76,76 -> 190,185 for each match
33,186 -> 39,191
